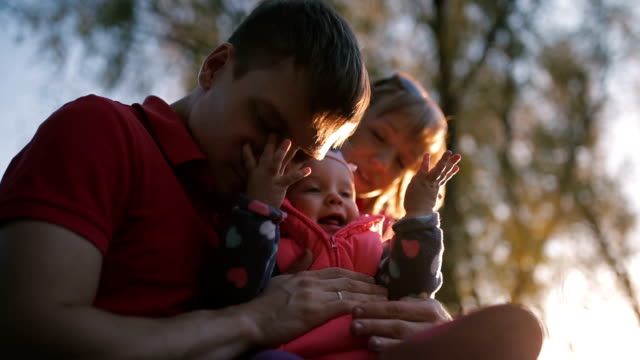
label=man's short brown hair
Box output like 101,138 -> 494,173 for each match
228,0 -> 370,153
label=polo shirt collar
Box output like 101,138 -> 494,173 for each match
138,96 -> 206,166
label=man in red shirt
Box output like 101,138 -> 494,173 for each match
0,1 -> 391,358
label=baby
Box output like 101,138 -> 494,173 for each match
211,135 -> 460,359
278,149 -> 459,301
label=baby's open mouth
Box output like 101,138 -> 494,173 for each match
318,214 -> 346,227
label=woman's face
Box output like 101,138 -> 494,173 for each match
342,111 -> 428,195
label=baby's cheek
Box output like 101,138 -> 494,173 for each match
347,203 -> 360,221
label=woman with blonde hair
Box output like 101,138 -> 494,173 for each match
330,73 -> 543,359
342,72 -> 448,221
259,73 -> 542,359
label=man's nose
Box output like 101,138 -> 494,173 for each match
250,133 -> 271,159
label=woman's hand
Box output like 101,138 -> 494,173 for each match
243,134 -> 311,208
242,267 -> 388,347
350,297 -> 452,351
403,151 -> 461,217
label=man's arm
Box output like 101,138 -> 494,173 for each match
0,220 -> 258,359
0,221 -> 389,359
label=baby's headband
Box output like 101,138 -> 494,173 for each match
324,150 -> 358,175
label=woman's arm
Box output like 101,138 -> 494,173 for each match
0,220 -> 259,359
350,298 -> 452,352
354,151 -> 461,352
0,220 -> 386,359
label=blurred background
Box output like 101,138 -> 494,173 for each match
1,0 -> 638,358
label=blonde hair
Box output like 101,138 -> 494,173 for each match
361,73 -> 448,219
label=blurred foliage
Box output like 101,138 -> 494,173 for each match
4,0 -> 639,320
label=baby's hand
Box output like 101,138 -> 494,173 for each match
243,135 -> 311,208
403,151 -> 461,217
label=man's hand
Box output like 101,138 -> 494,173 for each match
243,134 -> 311,208
244,268 -> 388,347
403,151 -> 461,217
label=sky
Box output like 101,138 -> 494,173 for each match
1,14 -> 639,360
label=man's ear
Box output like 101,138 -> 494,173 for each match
198,43 -> 235,90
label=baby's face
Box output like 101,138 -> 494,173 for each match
287,157 -> 360,235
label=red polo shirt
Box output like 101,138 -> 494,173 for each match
0,95 -> 222,317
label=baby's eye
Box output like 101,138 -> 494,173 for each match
340,191 -> 352,198
305,187 -> 320,193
